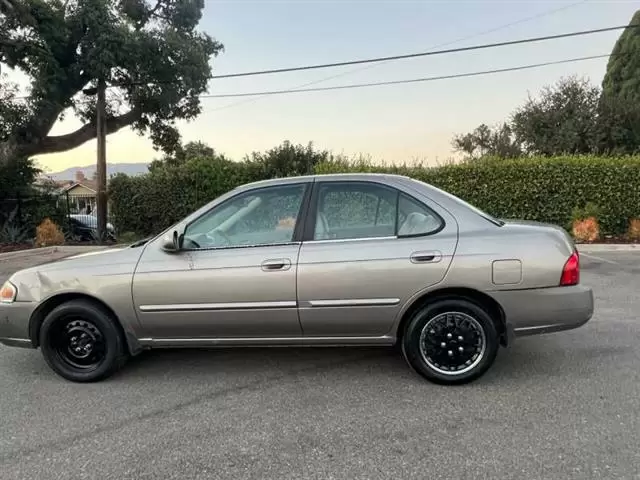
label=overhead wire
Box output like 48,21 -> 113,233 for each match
8,17 -> 632,107
209,0 -> 590,112
196,53 -> 616,99
206,24 -> 636,80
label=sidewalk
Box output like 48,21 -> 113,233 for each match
577,243 -> 639,253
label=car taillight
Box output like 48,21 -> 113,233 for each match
560,251 -> 580,286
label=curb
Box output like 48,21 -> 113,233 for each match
0,245 -> 110,262
577,244 -> 639,253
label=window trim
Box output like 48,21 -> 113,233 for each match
181,182 -> 313,252
302,180 -> 445,243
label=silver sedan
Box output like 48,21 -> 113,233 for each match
0,173 -> 594,384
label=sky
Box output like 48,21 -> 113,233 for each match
16,0 -> 640,172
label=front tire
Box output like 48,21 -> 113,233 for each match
39,300 -> 128,382
402,298 -> 499,385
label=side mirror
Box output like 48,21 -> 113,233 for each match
161,230 -> 183,252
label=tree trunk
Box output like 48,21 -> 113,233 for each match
0,140 -> 22,166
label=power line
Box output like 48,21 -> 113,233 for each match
208,24 -> 637,80
198,53 -> 613,99
8,51 -> 617,106
209,0 -> 589,112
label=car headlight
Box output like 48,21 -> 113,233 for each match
0,281 -> 17,303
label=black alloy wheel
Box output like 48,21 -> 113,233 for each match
402,298 -> 499,385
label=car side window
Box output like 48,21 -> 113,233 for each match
396,193 -> 443,237
313,182 -> 443,241
183,184 -> 307,249
314,183 -> 397,240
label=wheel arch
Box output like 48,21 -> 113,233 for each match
29,293 -> 139,355
396,287 -> 509,346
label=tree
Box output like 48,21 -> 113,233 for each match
602,10 -> 640,103
244,141 -> 329,179
597,10 -> 640,154
0,155 -> 38,198
0,0 -> 223,166
594,95 -> 640,155
511,76 -> 600,156
149,140 -> 217,170
452,123 -> 522,159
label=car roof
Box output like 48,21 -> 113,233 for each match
238,172 -> 412,190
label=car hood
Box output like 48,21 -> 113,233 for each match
35,246 -> 143,271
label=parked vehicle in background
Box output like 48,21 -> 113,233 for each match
68,214 -> 116,243
0,174 -> 593,384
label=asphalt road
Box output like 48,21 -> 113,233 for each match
0,250 -> 639,479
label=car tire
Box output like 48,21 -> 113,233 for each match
401,298 -> 499,385
39,300 -> 128,382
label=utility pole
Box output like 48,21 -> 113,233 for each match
96,79 -> 107,242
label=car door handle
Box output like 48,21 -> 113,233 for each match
410,251 -> 442,264
261,258 -> 292,271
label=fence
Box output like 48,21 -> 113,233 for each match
0,191 -> 117,245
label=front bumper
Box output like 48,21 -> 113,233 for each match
0,302 -> 37,349
489,284 -> 594,338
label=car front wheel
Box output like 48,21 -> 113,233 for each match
401,298 -> 499,385
39,300 -> 128,382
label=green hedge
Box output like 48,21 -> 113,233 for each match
109,155 -> 640,237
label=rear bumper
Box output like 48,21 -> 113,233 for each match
489,284 -> 594,339
0,302 -> 37,349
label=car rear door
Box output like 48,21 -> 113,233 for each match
296,179 -> 458,339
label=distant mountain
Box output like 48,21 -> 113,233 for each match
43,163 -> 149,181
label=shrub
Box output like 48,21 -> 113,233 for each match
571,202 -> 602,222
0,207 -> 31,245
628,218 -> 640,241
35,218 -> 65,247
570,202 -> 602,240
572,218 -> 600,242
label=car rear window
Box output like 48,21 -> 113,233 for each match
408,178 -> 504,227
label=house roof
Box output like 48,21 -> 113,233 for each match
61,182 -> 97,194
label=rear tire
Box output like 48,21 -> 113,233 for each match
39,300 -> 128,382
401,298 -> 499,385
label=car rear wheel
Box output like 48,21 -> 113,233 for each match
401,298 -> 499,385
39,300 -> 128,382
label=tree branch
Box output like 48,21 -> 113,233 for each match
25,108 -> 142,156
148,0 -> 163,17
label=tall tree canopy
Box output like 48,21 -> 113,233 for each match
512,76 -> 601,156
596,10 -> 640,155
0,0 -> 222,166
602,10 -> 640,103
452,77 -> 601,159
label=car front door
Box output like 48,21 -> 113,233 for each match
132,182 -> 311,341
297,180 -> 458,339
